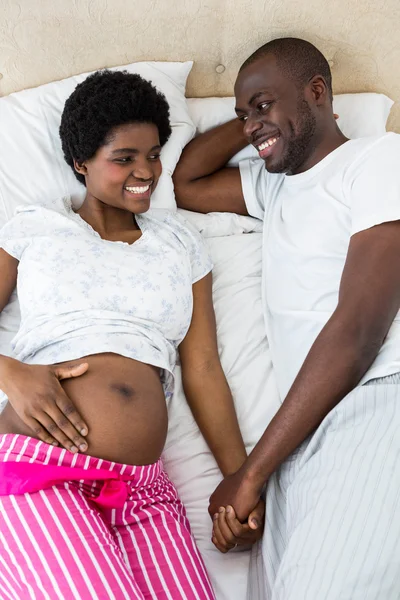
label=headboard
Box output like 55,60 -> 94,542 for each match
1,0 -> 399,132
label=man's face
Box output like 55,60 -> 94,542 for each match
234,55 -> 317,175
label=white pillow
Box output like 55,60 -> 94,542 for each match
0,61 -> 194,228
187,93 -> 394,166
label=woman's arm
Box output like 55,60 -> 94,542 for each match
0,249 -> 18,313
178,272 -> 247,476
0,248 -> 89,452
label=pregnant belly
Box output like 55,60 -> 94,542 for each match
0,353 -> 169,465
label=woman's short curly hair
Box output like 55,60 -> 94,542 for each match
59,69 -> 172,185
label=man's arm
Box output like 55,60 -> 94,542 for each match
173,118 -> 249,215
209,220 -> 400,519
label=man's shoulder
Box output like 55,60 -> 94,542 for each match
338,133 -> 400,205
347,132 -> 400,163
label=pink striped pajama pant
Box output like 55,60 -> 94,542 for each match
0,434 -> 216,600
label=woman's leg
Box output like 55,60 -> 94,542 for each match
0,482 -> 145,600
109,466 -> 216,600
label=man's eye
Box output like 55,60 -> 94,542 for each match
259,102 -> 272,112
149,154 -> 161,161
238,115 -> 248,122
115,157 -> 132,163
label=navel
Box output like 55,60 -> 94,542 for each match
109,382 -> 136,400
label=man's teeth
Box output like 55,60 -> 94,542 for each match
258,137 -> 278,151
124,185 -> 150,193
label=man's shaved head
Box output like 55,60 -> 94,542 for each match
240,37 -> 333,102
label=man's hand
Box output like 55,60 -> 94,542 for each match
208,467 -> 262,523
212,500 -> 265,553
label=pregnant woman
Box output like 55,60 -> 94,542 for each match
0,71 -> 258,600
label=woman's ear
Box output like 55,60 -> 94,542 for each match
73,159 -> 87,176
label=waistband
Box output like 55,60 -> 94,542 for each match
0,434 -> 162,508
364,372 -> 400,385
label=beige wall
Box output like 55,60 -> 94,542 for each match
1,0 -> 399,132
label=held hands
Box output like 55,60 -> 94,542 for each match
209,467 -> 265,553
211,499 -> 265,553
2,359 -> 89,453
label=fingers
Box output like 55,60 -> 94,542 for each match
55,394 -> 88,437
225,505 -> 250,537
31,407 -> 87,453
247,499 -> 265,531
212,507 -> 248,553
24,416 -> 59,448
217,507 -> 241,547
45,398 -> 88,452
54,362 -> 89,381
212,511 -> 232,553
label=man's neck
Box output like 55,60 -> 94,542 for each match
292,125 -> 349,175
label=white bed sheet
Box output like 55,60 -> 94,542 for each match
164,230 -> 280,599
0,225 -> 280,599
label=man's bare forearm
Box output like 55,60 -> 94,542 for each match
244,312 -> 382,489
174,119 -> 249,214
175,118 -> 247,182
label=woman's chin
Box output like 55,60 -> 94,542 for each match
124,191 -> 152,213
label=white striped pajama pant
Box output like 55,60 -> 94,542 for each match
248,376 -> 400,600
0,434 -> 215,600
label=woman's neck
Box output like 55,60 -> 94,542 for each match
77,195 -> 139,237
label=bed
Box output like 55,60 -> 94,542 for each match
0,2 -> 398,598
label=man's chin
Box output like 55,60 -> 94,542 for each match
263,158 -> 287,174
262,148 -> 289,174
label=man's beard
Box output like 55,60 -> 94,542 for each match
267,99 -> 317,175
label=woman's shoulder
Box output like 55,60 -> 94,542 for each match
141,208 -> 204,242
12,196 -> 72,220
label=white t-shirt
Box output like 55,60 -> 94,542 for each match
240,133 -> 400,400
0,197 -> 212,397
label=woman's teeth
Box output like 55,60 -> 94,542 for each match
258,137 -> 278,151
124,185 -> 150,194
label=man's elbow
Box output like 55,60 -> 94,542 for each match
331,307 -> 388,365
173,160 -> 198,204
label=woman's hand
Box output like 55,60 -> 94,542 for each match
209,466 -> 262,523
0,358 -> 89,453
212,499 -> 265,553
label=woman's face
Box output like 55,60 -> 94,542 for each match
75,122 -> 162,214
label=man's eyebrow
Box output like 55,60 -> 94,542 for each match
235,90 -> 271,112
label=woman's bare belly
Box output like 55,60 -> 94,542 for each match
0,353 -> 169,465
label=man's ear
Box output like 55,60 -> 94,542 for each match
308,75 -> 329,107
73,159 -> 88,177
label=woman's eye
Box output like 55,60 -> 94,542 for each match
115,157 -> 132,164
149,154 -> 161,161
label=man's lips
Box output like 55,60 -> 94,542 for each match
253,134 -> 280,159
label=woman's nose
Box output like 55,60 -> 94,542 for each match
132,158 -> 153,181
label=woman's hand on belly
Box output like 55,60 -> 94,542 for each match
0,357 -> 89,453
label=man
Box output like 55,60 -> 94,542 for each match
173,38 -> 400,599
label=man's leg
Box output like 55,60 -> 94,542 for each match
0,482 -> 145,600
257,379 -> 400,600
